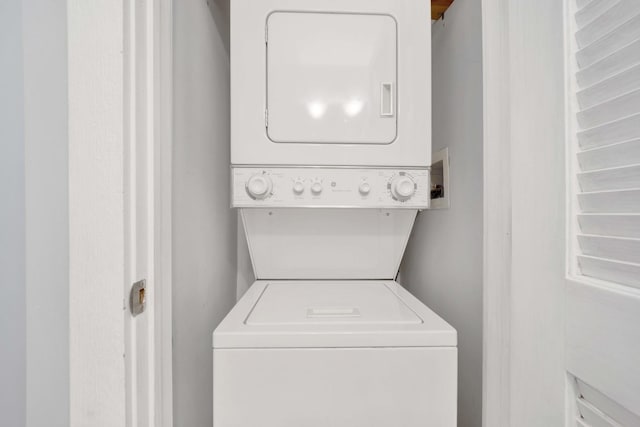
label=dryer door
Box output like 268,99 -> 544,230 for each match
266,12 -> 397,144
230,0 -> 431,167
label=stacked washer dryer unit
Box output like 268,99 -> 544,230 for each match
213,0 -> 457,426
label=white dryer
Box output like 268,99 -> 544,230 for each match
230,0 -> 431,167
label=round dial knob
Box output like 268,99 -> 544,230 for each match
246,174 -> 273,199
310,180 -> 323,195
390,175 -> 416,201
292,179 -> 305,195
358,181 -> 371,196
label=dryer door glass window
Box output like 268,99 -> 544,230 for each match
266,12 -> 397,144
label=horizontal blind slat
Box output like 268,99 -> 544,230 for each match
576,380 -> 640,427
578,188 -> 640,213
577,64 -> 640,109
577,0 -> 598,11
577,164 -> 640,192
578,139 -> 640,171
574,0 -> 640,288
577,113 -> 640,149
578,234 -> 640,264
576,1 -> 640,48
575,0 -> 620,30
577,39 -> 640,88
578,214 -> 640,238
576,88 -> 640,129
578,255 -> 640,289
576,398 -> 623,427
576,14 -> 640,68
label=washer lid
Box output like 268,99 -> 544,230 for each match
213,281 -> 457,349
246,281 -> 421,326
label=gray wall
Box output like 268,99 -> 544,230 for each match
172,0 -> 237,425
0,1 -> 26,426
400,1 -> 483,426
1,2 -> 69,426
23,1 -> 70,425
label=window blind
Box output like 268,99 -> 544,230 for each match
573,0 -> 640,289
574,379 -> 640,427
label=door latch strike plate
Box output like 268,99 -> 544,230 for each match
130,279 -> 146,317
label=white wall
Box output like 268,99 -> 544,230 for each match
0,1 -> 26,426
400,2 -> 483,426
172,0 -> 237,425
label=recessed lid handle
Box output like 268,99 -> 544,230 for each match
306,307 -> 361,318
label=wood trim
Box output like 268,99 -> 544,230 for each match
432,0 -> 454,20
481,0 -> 512,425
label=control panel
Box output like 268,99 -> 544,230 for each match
232,167 -> 430,208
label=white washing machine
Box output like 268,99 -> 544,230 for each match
214,281 -> 457,427
215,0 -> 457,425
213,208 -> 458,426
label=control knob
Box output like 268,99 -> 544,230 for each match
310,180 -> 323,195
390,175 -> 416,201
245,173 -> 273,200
292,179 -> 305,195
358,181 -> 371,196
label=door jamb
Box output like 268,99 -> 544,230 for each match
153,0 -> 174,424
125,0 -> 174,424
481,0 -> 512,426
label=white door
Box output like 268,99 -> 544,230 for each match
267,12 -> 397,144
483,0 -> 640,426
565,0 -> 640,424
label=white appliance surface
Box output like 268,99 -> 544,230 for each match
217,0 -> 453,425
267,12 -> 397,144
241,209 -> 417,280
232,167 -> 431,209
213,346 -> 457,427
213,281 -> 458,426
213,281 -> 457,349
246,281 -> 421,325
231,0 -> 431,166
